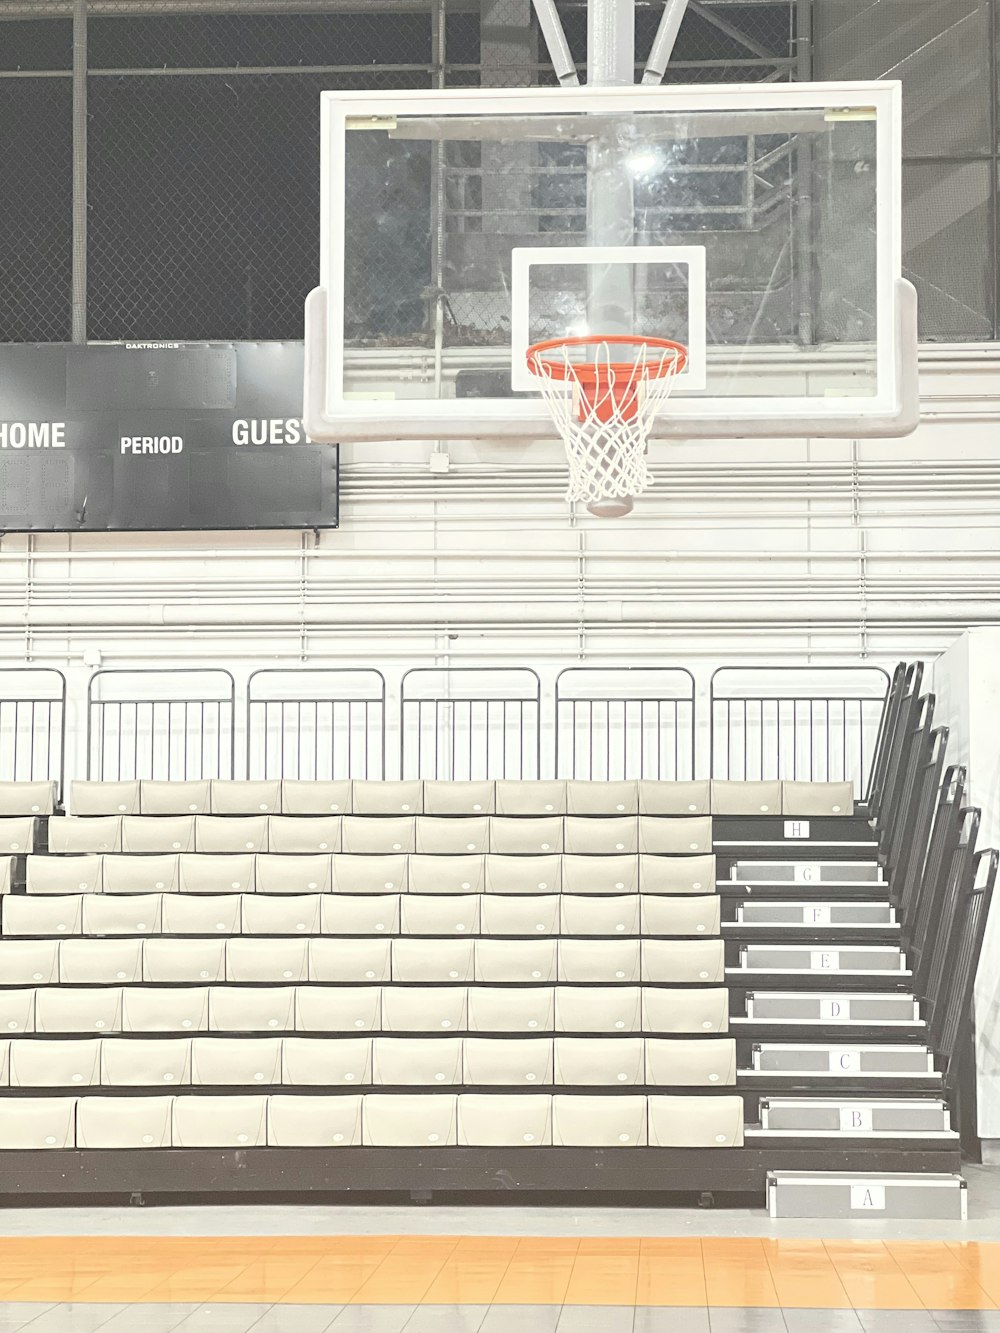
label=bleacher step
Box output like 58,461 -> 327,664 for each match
737,903 -> 895,925
759,1097 -> 951,1132
737,944 -> 907,973
744,992 -> 919,1022
767,1170 -> 967,1219
729,861 -> 883,884
751,1044 -> 935,1074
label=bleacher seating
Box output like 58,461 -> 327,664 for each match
0,751 -> 988,1219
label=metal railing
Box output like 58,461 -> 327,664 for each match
554,666 -> 695,780
0,668 -> 67,796
247,668 -> 386,781
400,667 -> 542,780
709,664 -> 892,799
86,668 -> 236,780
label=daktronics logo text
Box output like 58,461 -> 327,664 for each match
124,342 -> 181,350
0,422 -> 66,448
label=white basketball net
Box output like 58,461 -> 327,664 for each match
531,340 -> 684,505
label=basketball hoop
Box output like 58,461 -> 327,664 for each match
527,334 -> 687,510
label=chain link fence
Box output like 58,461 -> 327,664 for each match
4,0 -> 994,346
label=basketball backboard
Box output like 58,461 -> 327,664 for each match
304,82 -> 917,443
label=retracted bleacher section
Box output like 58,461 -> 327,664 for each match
0,660 -> 992,1218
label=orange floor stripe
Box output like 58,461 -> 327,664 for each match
0,1235 -> 994,1308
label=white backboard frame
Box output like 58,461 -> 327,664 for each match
510,245 -> 708,394
305,81 -> 918,443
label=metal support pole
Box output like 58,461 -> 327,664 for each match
794,0 -> 814,345
531,0 -> 580,86
71,0 -> 88,344
641,0 -> 689,85
586,0 -> 637,517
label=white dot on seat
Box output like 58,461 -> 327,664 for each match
32,972 -> 43,981
95,1020 -> 106,1029
9,843 -> 18,851
618,1133 -> 631,1143
330,804 -> 339,811
231,882 -> 241,889
441,1020 -> 452,1028
760,805 -> 769,812
531,970 -> 541,978
6,1023 -> 16,1031
237,1134 -> 249,1144
615,882 -> 625,890
267,1019 -> 279,1028
308,882 -> 318,890
345,1072 -> 355,1081
117,804 -> 126,812
141,1134 -> 154,1144
448,970 -> 459,979
535,924 -> 545,932
689,843 -> 698,850
254,1072 -> 265,1081
466,844 -> 476,852
456,924 -> 466,932
615,1020 -> 625,1029
71,1073 -> 82,1083
44,1136 -> 56,1145
320,842 -> 330,851
136,922 -> 147,930
375,923 -> 385,932
526,1073 -> 536,1081
696,924 -> 705,933
709,1073 -> 719,1082
428,1133 -> 440,1143
401,804 -> 410,811
79,883 -> 88,890
833,805 -> 842,813
615,843 -> 625,851
699,971 -> 709,979
528,1020 -> 538,1029
182,1020 -> 192,1029
57,924 -> 67,933
434,1072 -> 445,1082
392,843 -> 401,851
473,804 -> 482,812
715,1134 -> 726,1143
616,804 -> 625,812
188,804 -> 197,812
354,1020 -> 366,1029
215,923 -> 226,932
544,804 -> 553,811
155,882 -> 165,890
693,882 -> 702,890
702,1021 -> 713,1029
296,923 -> 306,931
384,882 -> 394,890
615,970 -> 625,979
197,970 -> 209,979
688,804 -> 697,812
538,883 -> 547,890
172,842 -> 181,850
333,1132 -> 344,1142
617,1073 -> 628,1082
164,1073 -> 175,1082
282,970 -> 293,979
365,970 -> 376,979
244,842 -> 254,850
615,924 -> 625,932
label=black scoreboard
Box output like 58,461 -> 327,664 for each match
0,343 -> 338,532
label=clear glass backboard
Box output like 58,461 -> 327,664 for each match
305,83 -> 917,442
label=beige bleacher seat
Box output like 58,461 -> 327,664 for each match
83,893 -> 162,935
4,895 -> 83,937
27,854 -> 102,895
552,1094 -> 647,1146
77,1096 -> 174,1148
640,854 -> 716,895
352,780 -> 423,815
640,896 -> 721,936
60,938 -> 142,984
122,987 -> 209,1033
490,817 -> 563,855
281,1036 -> 372,1085
648,1094 -> 744,1147
35,986 -> 123,1034
268,816 -> 341,854
209,986 -> 295,1033
9,1037 -> 101,1087
781,780 -> 853,816
372,1036 -> 464,1086
101,1037 -> 191,1087
0,816 -> 38,853
309,938 -> 391,982
710,780 -> 781,815
644,1037 -> 737,1087
483,854 -> 561,895
71,781 -> 138,816
566,780 -> 638,816
381,986 -> 467,1033
0,782 -> 56,817
320,894 -> 399,936
294,986 -> 381,1033
458,1093 -> 552,1146
190,1036 -> 282,1086
393,937 -> 475,982
195,815 -> 269,854
558,939 -> 640,983
423,781 -> 495,815
641,987 -> 729,1034
178,853 -> 255,895
554,1036 -> 644,1086
638,816 -> 712,854
330,854 -> 407,894
463,1037 -> 553,1085
408,854 -> 485,895
560,895 -> 640,935
268,1093 -> 363,1146
494,781 -> 566,815
480,895 -> 560,936
48,817 -> 120,854
255,853 -> 333,895
227,937 -> 309,983
0,939 -> 59,984
475,938 -> 557,983
0,989 -> 36,1033
0,1096 -> 75,1148
641,939 -> 725,983
400,894 -> 480,936
139,780 -> 209,815
0,855 -> 11,896
242,893 -> 322,935
639,781 -> 711,816
121,815 -> 195,853
143,937 -> 226,983
161,894 -> 241,936
210,780 -> 281,815
564,815 -> 637,855
362,1092 -> 457,1146
415,816 -> 489,855
172,1094 -> 268,1147
467,986 -> 553,1033
554,986 -> 641,1033
560,854 -> 637,895
103,854 -> 179,896
340,816 -> 413,855
280,780 -> 351,815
